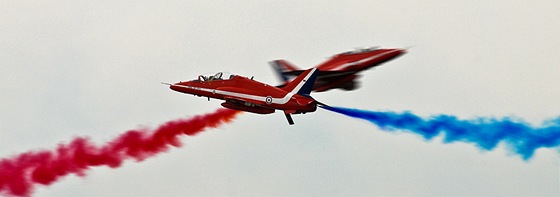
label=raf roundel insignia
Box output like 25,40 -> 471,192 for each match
265,96 -> 273,104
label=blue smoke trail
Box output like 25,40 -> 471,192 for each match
320,106 -> 560,160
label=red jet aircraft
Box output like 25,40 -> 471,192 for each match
169,68 -> 321,125
271,47 -> 406,92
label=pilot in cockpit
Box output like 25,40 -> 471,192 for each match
197,72 -> 234,82
212,72 -> 223,80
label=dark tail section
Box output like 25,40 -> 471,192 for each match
280,68 -> 318,97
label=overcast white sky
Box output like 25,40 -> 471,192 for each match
1,1 -> 559,196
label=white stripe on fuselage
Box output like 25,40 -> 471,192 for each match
175,68 -> 316,105
331,49 -> 399,71
174,84 -> 295,104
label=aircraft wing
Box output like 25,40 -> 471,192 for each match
271,60 -> 353,80
224,96 -> 258,106
221,96 -> 275,114
274,70 -> 358,91
270,60 -> 360,92
282,70 -> 355,79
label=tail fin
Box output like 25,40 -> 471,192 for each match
269,60 -> 300,83
281,68 -> 318,97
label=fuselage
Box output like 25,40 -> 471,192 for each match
311,48 -> 405,91
170,74 -> 317,114
317,48 -> 405,72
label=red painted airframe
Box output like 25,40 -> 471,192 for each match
169,68 -> 320,125
271,47 -> 406,92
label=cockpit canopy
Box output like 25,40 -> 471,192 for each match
341,47 -> 379,55
196,72 -> 236,82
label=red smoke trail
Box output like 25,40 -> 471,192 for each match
0,108 -> 241,197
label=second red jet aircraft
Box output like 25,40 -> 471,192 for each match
271,47 -> 406,92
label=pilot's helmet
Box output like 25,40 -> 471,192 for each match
214,72 -> 223,79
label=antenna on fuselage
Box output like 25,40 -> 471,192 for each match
284,113 -> 294,125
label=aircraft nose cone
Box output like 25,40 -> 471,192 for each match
394,48 -> 406,55
387,48 -> 406,59
169,83 -> 182,92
